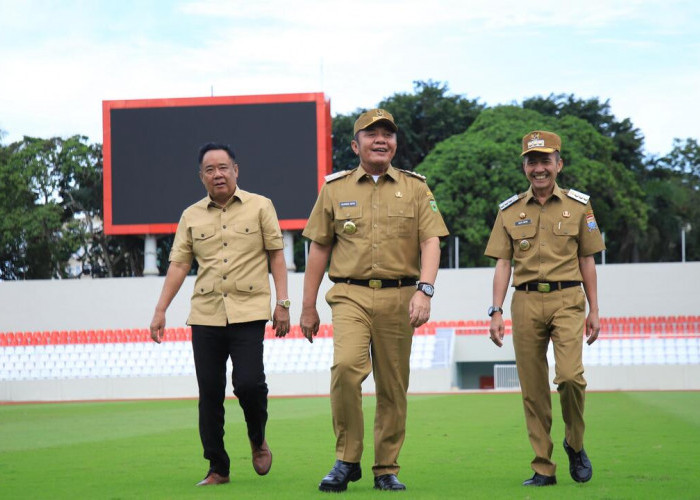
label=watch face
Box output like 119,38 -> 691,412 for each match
418,283 -> 434,297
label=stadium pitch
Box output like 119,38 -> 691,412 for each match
1,391 -> 698,499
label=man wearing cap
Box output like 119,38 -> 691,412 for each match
484,131 -> 605,486
300,109 -> 448,492
150,142 -> 290,486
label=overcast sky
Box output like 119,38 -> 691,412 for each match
1,0 -> 698,157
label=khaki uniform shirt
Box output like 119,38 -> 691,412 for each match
484,184 -> 605,286
302,165 -> 449,279
170,188 -> 284,326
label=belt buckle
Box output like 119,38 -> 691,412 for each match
369,279 -> 382,289
537,283 -> 551,293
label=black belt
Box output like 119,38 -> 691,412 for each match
515,281 -> 581,293
330,277 -> 417,289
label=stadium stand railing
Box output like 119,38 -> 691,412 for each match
1,316 -> 699,381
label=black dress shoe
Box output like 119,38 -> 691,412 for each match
522,473 -> 557,486
563,439 -> 593,483
374,474 -> 406,491
319,460 -> 362,492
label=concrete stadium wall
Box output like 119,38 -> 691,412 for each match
1,262 -> 699,332
1,262 -> 698,400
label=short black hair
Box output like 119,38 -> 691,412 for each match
198,142 -> 236,165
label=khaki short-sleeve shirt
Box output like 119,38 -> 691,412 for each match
484,184 -> 605,286
302,166 -> 449,279
170,188 -> 284,326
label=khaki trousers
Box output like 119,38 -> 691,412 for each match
511,285 -> 587,476
325,283 -> 414,476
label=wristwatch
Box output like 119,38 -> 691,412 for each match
416,282 -> 435,297
276,299 -> 291,309
488,306 -> 504,317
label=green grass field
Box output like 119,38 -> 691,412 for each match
1,391 -> 699,499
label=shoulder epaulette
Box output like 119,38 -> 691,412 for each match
499,193 -> 521,211
324,170 -> 352,183
566,188 -> 590,205
398,168 -> 426,181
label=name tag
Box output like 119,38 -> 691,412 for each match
339,201 -> 357,207
515,219 -> 532,226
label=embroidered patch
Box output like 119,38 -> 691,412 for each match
515,219 -> 532,226
339,201 -> 357,207
430,200 -> 438,212
585,212 -> 598,231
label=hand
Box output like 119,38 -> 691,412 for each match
300,304 -> 320,343
585,310 -> 601,345
273,305 -> 290,337
150,310 -> 166,344
408,291 -> 431,328
489,315 -> 505,347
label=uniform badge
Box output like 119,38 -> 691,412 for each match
343,220 -> 357,234
563,210 -> 571,218
339,201 -> 357,207
519,240 -> 531,251
429,200 -> 438,212
395,191 -> 403,198
585,212 -> 598,231
519,212 -> 526,219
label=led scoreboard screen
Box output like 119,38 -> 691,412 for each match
102,93 -> 331,234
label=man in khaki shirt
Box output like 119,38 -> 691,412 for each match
485,131 -> 605,487
150,142 -> 290,486
300,109 -> 449,492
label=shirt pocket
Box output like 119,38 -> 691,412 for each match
388,203 -> 415,238
508,223 -> 537,255
231,220 -> 261,252
192,224 -> 217,254
234,279 -> 266,299
552,221 -> 580,255
335,206 -> 362,236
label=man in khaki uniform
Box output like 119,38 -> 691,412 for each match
485,131 -> 605,487
300,109 -> 448,492
150,142 -> 290,486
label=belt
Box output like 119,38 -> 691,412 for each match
330,277 -> 417,289
515,281 -> 581,293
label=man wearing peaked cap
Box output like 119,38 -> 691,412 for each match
352,108 -> 399,136
484,130 -> 605,487
301,107 -> 448,492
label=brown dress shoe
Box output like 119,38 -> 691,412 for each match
250,439 -> 273,475
196,472 -> 230,486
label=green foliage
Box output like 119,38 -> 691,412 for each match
417,106 -> 649,266
331,80 -> 484,172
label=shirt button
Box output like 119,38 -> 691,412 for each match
223,242 -> 228,247
223,225 -> 227,229
373,205 -> 377,209
223,275 -> 227,280
224,258 -> 228,263
372,264 -> 377,269
200,233 -> 205,237
200,288 -> 204,292
223,293 -> 227,297
249,285 -> 253,290
223,208 -> 226,212
245,228 -> 249,232
373,224 -> 377,228
373,244 -> 377,248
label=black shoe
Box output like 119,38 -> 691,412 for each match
374,474 -> 406,491
522,473 -> 557,486
319,460 -> 362,492
563,439 -> 593,483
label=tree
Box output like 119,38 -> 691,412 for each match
331,80 -> 484,172
643,138 -> 700,262
416,106 -> 649,266
523,94 -> 645,172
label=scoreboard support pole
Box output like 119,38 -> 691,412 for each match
283,231 -> 296,272
144,235 -> 159,276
